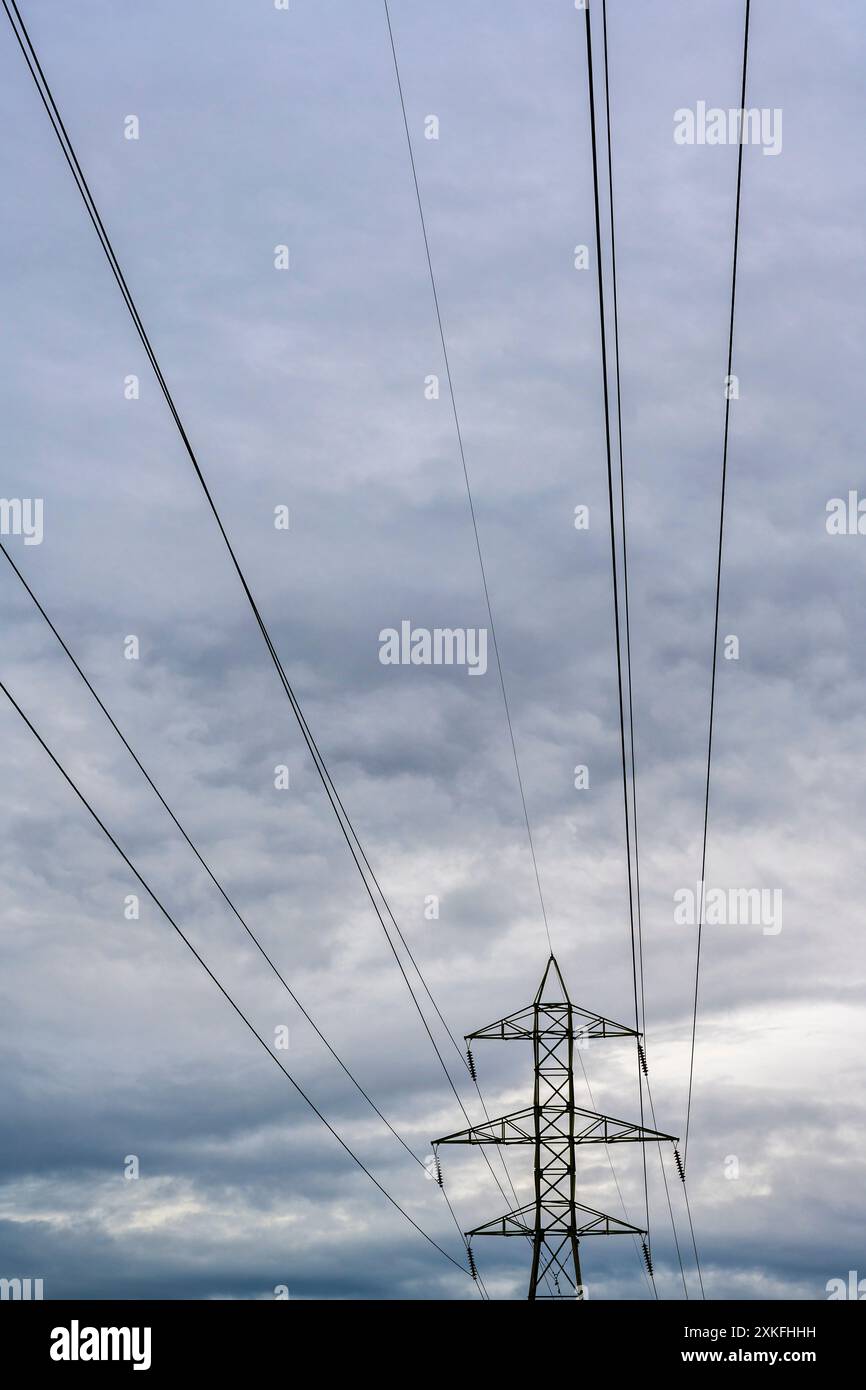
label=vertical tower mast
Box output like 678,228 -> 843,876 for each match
434,956 -> 677,1299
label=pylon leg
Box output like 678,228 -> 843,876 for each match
574,1236 -> 584,1299
528,1230 -> 543,1300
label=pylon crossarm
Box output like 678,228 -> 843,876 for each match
572,1005 -> 640,1039
467,1206 -> 535,1238
435,1104 -> 677,1148
434,1107 -> 536,1146
467,1000 -> 639,1043
467,1200 -> 645,1240
571,1107 -> 678,1145
467,1007 -> 534,1040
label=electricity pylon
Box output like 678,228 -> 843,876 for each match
433,956 -> 677,1300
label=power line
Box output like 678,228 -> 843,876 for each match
684,0 -> 752,1169
644,1076 -> 692,1299
1,0 -> 477,1157
600,0 -> 647,1044
582,0 -> 651,1253
384,0 -> 653,1296
382,0 -> 567,1296
383,0 -> 662,1298
0,0 -> 435,1066
0,538 -> 492,1295
0,676 -> 475,1285
382,0 -> 552,954
596,0 -> 703,1298
3,0 -> 716,1299
1,0 -> 527,1287
597,0 -> 652,1258
681,1169 -> 706,1300
575,1049 -> 657,1299
0,543 -> 415,1169
382,0 -> 560,1291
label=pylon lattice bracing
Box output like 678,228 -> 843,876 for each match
434,957 -> 677,1300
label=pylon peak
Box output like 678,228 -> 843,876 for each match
534,953 -> 571,1004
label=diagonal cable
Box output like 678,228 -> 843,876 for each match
596,0 -> 705,1297
0,538 -> 491,1293
385,0 -> 652,1297
582,0 -> 650,1254
1,0 -> 527,1274
383,0 -> 552,954
0,677 -> 476,1285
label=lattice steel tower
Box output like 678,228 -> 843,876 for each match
433,956 -> 677,1300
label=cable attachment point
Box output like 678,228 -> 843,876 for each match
673,1146 -> 686,1184
637,1040 -> 648,1076
467,1244 -> 479,1281
641,1240 -> 654,1278
466,1046 -> 478,1082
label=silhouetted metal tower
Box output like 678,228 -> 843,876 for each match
434,956 -> 677,1300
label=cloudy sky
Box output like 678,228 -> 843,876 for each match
1,0 -> 864,1301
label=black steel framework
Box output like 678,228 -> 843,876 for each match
434,957 -> 677,1300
